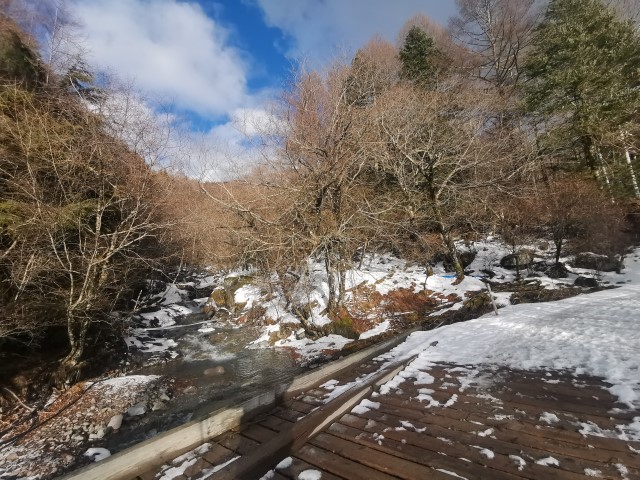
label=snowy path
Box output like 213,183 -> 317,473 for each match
382,285 -> 640,409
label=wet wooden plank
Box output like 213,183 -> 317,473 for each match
200,443 -> 236,466
284,399 -> 318,415
337,413 -> 620,480
271,406 -> 306,423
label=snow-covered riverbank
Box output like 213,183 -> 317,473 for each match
1,240 -> 637,479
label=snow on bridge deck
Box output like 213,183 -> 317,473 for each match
137,361 -> 640,480
132,284 -> 640,479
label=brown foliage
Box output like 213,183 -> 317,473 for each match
540,177 -> 628,260
383,288 -> 440,318
0,14 -> 46,86
0,82 -> 185,376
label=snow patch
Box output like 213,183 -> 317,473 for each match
535,456 -> 560,467
84,448 -> 110,462
276,457 -> 293,470
539,412 -> 560,424
435,469 -> 468,479
298,470 -> 322,480
509,455 -> 526,471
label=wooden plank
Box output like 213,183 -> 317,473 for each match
498,378 -> 616,404
356,406 -> 623,479
296,444 -> 398,480
379,389 -> 629,434
475,415 -> 640,454
60,390 -> 278,480
298,394 -> 324,406
337,414 -> 599,480
311,432 -> 454,480
394,381 -> 630,424
258,415 -> 295,432
327,421 -> 522,480
495,391 -> 637,421
271,407 -> 306,423
284,328 -> 418,397
274,456 -> 344,480
240,423 -> 280,443
200,443 -> 236,466
269,473 -> 291,480
216,433 -> 260,456
285,400 -> 318,415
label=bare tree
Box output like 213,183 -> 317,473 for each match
536,177 -> 627,265
0,83 -> 177,380
369,80 -> 534,281
450,0 -> 540,92
200,62 -> 379,317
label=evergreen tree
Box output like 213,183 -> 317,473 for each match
399,26 -> 439,89
524,0 -> 640,177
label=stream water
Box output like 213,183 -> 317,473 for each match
103,306 -> 308,452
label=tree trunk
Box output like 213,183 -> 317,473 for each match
58,315 -> 89,383
324,250 -> 337,315
582,136 -> 598,174
554,238 -> 563,266
337,267 -> 346,310
624,148 -> 640,198
432,202 -> 464,282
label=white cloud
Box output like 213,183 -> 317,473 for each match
184,107 -> 282,181
72,0 -> 249,117
253,0 -> 458,64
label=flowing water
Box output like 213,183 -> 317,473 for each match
104,308 -> 308,452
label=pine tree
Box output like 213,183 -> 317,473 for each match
399,26 -> 439,89
524,0 -> 640,181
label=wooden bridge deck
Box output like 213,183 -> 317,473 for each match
135,356 -> 640,480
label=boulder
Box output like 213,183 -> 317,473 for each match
480,269 -> 496,279
126,402 -> 146,417
209,288 -> 226,309
201,298 -> 217,318
546,263 -> 569,279
435,250 -> 476,272
575,276 -> 599,288
106,414 -> 123,431
151,401 -> 167,411
500,250 -> 535,270
221,274 -> 254,313
459,250 -> 477,268
573,252 -> 622,272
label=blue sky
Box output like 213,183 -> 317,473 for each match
68,0 -> 458,176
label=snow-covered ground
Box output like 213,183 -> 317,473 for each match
4,241 -> 633,480
378,284 -> 640,408
124,237 -> 637,366
246,238 -> 631,361
371,247 -> 640,414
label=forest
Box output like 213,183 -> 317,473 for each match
1,0 -> 639,390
